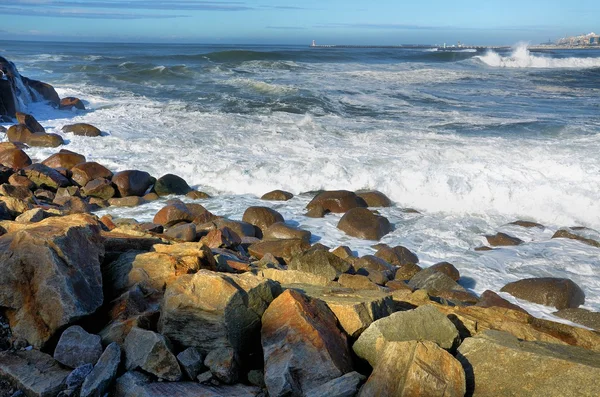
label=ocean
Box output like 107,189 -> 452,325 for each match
1,40 -> 599,319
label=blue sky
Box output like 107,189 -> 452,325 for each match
0,0 -> 596,44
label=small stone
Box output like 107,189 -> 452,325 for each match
247,370 -> 265,388
486,232 -> 523,246
65,363 -> 93,390
196,371 -> 213,384
54,326 -> 103,369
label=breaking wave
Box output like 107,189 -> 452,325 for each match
477,43 -> 600,68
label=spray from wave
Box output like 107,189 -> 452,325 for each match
477,43 -> 600,68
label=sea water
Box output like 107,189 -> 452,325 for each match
1,41 -> 599,320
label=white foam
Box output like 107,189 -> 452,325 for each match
477,43 -> 600,68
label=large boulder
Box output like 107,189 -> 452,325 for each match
7,124 -> 64,147
16,112 -> 45,133
22,77 -> 60,106
242,206 -> 284,237
60,97 -> 85,110
288,249 -> 353,281
353,305 -> 460,366
375,245 -> 419,266
80,342 -> 122,397
42,150 -> 86,169
261,289 -> 353,397
355,190 -> 392,207
248,238 -> 310,264
261,190 -> 293,201
24,163 -> 70,190
500,278 -> 585,310
53,325 -> 103,368
153,201 -> 196,227
358,341 -> 466,397
83,178 -> 116,200
124,327 -> 181,382
112,170 -> 153,197
0,214 -> 104,347
153,173 -> 192,196
337,208 -> 392,240
159,270 -> 280,357
62,123 -> 102,137
306,190 -> 367,213
263,222 -> 311,242
0,148 -> 32,169
0,350 -> 70,397
71,162 -> 113,187
457,330 -> 600,396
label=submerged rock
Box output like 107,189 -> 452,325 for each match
62,123 -> 101,137
261,189 -> 293,201
355,190 -> 392,207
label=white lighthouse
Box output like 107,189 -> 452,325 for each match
311,40 -> 316,47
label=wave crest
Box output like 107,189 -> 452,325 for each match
477,43 -> 600,68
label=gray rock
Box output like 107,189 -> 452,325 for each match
164,222 -> 196,242
553,308 -> 600,331
54,326 -> 102,368
80,342 -> 121,397
65,364 -> 93,390
288,249 -> 353,281
204,347 -> 239,384
0,350 -> 70,397
177,347 -> 205,380
353,305 -> 460,366
123,327 -> 181,382
305,371 -> 366,397
247,370 -> 265,388
408,270 -> 466,295
196,371 -> 213,384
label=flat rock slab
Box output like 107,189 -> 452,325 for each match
0,350 -> 70,397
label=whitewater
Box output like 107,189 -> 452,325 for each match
2,41 -> 600,319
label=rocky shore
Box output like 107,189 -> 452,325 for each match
0,56 -> 599,397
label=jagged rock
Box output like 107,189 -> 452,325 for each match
500,277 -> 585,310
24,163 -> 70,190
65,364 -> 93,391
354,305 -> 460,366
8,174 -> 34,189
83,178 -> 115,200
242,206 -> 284,237
54,326 -> 102,368
306,371 -> 366,397
247,238 -> 310,264
159,270 -> 280,357
61,123 -> 101,137
261,190 -> 293,201
42,150 -> 86,170
263,222 -> 311,242
306,190 -> 367,213
288,249 -> 353,281
0,184 -> 32,200
80,342 -> 121,397
153,173 -> 192,196
485,232 -> 523,246
204,347 -> 239,384
59,97 -> 85,110
553,308 -> 600,331
457,330 -> 600,396
177,347 -> 205,381
71,162 -> 113,187
124,327 -> 181,382
359,341 -> 466,397
375,245 -> 419,266
15,208 -> 45,223
0,350 -> 70,397
0,214 -> 104,347
200,227 -> 241,249
408,270 -> 466,295
337,208 -> 392,240
16,112 -> 45,133
254,268 -> 331,287
0,196 -> 32,217
355,190 -> 392,207
112,170 -> 153,197
0,149 -> 31,169
261,289 -> 353,397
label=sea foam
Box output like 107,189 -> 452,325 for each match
477,43 -> 600,68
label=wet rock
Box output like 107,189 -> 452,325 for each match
112,170 -> 153,197
394,263 -> 423,281
288,249 -> 353,281
177,347 -> 205,381
355,190 -> 392,207
242,206 -> 284,237
160,270 -> 280,356
0,214 -> 104,347
164,222 -> 196,242
201,227 -> 241,249
261,190 -> 293,201
305,204 -> 328,218
510,220 -> 544,228
306,190 -> 367,213
247,238 -> 310,264
59,97 -> 85,110
436,290 -> 480,306
359,341 -> 466,397
204,347 -> 239,384
185,190 -> 210,199
108,197 -> 147,207
385,280 -> 413,291
476,290 -> 527,313
408,270 -> 466,295
0,350 -> 70,397
153,201 -> 195,227
485,232 -> 523,246
16,112 -> 44,133
354,305 -> 460,366
457,330 -> 600,397
24,163 -> 70,190
80,342 -> 121,397
0,149 -> 31,169
263,222 -> 311,242
22,77 -> 60,107
83,178 -> 115,200
65,364 -> 93,391
306,371 -> 366,397
153,173 -> 192,196
552,229 -> 600,248
42,150 -> 86,170
61,123 -> 101,137
375,245 -> 419,266
261,289 -> 353,397
337,208 -> 392,240
71,162 -> 113,187
54,326 -> 102,368
124,327 -> 181,382
553,308 -> 600,331
500,277 -> 585,310
8,125 -> 64,148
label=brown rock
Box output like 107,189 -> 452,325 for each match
200,227 -> 241,249
248,238 -> 310,264
0,350 -> 70,397
428,262 -> 461,281
0,148 -> 31,169
394,263 -> 423,281
185,190 -> 211,199
8,174 -> 34,189
355,190 -> 392,207
261,190 -> 293,201
500,278 -> 585,310
375,245 -> 419,266
71,162 -> 113,187
331,245 -> 354,260
288,249 -> 354,281
385,280 -> 413,291
16,112 -> 45,133
263,221 -> 311,242
552,229 -> 600,248
510,220 -> 544,228
476,290 -> 528,313
306,190 -> 367,213
42,149 -> 86,169
305,204 -> 328,218
436,290 -> 480,305
164,222 -> 197,242
59,96 -> 85,110
261,289 -> 353,396
337,207 -> 392,240
486,232 -> 523,246
112,170 -> 153,197
83,178 -> 116,200
62,123 -> 101,137
242,206 -> 284,237
24,163 -> 70,190
0,184 -> 32,200
338,273 -> 382,291
54,196 -> 93,214
108,196 -> 147,207
553,308 -> 600,331
153,201 -> 195,227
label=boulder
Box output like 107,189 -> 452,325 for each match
263,222 -> 311,242
375,245 -> 419,266
427,261 -> 460,281
16,112 -> 45,133
500,278 -> 585,310
0,195 -> 32,217
177,347 -> 205,381
83,178 -> 116,200
112,170 -> 153,197
359,341 -> 466,397
242,206 -> 284,237
204,347 -> 239,384
0,148 -> 31,169
24,163 -> 70,190
16,208 -> 46,223
306,372 -> 366,397
254,268 -> 331,287
124,327 -> 181,382
337,208 -> 391,240
261,289 -> 353,397
0,214 -> 104,347
80,342 -> 121,397
59,97 -> 85,110
305,204 -> 328,218
476,290 -> 527,313
408,270 -> 466,295
288,249 -> 353,281
306,190 -> 367,213
457,330 -> 600,396
8,174 -> 34,189
338,273 -> 383,291
42,150 -> 86,169
159,270 -> 280,357
0,350 -> 70,397
331,245 -> 354,260
153,201 -> 195,227
54,326 -> 103,368
355,190 -> 392,207
247,238 -> 310,264
261,190 -> 293,201
485,232 -> 523,246
0,183 -> 32,200
185,190 -> 211,199
108,196 -> 147,207
164,222 -> 197,242
552,229 -> 600,248
71,162 -> 113,187
61,123 -> 101,137
22,77 -> 60,106
153,173 -> 192,196
54,195 -> 94,214
394,263 -> 423,281
510,220 -> 544,228
553,308 -> 600,331
7,124 -> 64,147
353,305 -> 460,366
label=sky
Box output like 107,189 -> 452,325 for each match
0,0 -> 597,45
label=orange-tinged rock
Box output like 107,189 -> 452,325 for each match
0,148 -> 32,169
